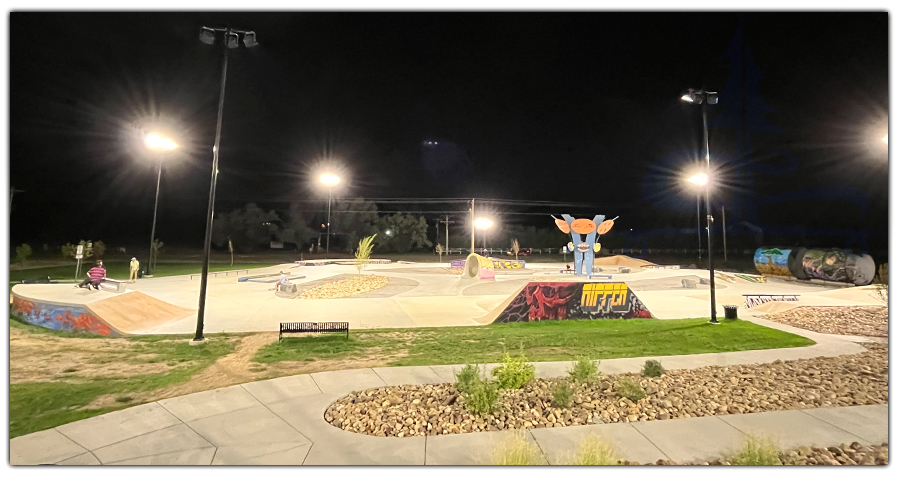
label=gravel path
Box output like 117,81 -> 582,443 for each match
325,344 -> 887,437
761,306 -> 887,338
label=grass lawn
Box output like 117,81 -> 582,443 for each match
9,261 -> 279,283
10,316 -> 813,439
10,318 -> 235,438
254,318 -> 815,367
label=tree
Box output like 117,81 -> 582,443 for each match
211,203 -> 281,253
15,244 -> 32,266
281,202 -> 318,252
330,199 -> 379,253
93,240 -> 106,259
376,214 -> 432,253
511,238 -> 520,260
61,240 -> 94,260
435,243 -> 444,263
355,234 -> 377,275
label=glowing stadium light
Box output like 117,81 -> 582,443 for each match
320,173 -> 341,186
474,218 -> 494,229
687,173 -> 708,186
144,133 -> 178,151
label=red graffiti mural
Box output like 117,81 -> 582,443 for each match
12,295 -> 114,336
495,282 -> 652,323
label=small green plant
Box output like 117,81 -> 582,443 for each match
641,359 -> 665,378
354,234 -> 377,275
15,243 -> 32,266
615,376 -> 646,403
728,434 -> 782,465
491,432 -> 543,465
462,378 -> 501,416
511,238 -> 520,260
568,356 -> 600,383
551,380 -> 575,408
570,436 -> 621,465
492,351 -> 535,389
454,363 -> 483,394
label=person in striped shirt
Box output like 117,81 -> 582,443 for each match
77,260 -> 106,290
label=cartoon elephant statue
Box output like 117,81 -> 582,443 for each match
553,214 -> 616,276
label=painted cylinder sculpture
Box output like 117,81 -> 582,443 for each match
756,246 -> 876,286
554,214 -> 616,276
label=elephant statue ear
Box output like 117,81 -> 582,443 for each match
555,218 -> 571,234
596,219 -> 615,235
593,243 -> 601,253
567,242 -> 574,252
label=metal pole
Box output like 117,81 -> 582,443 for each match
722,205 -> 727,263
325,189 -> 332,258
445,214 -> 449,251
470,199 -> 475,254
702,94 -> 718,324
148,159 -> 162,276
194,30 -> 230,342
696,193 -> 702,262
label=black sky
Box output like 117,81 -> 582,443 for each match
8,12 -> 889,251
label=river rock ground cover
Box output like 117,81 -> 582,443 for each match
626,442 -> 888,465
761,306 -> 887,338
325,344 -> 887,437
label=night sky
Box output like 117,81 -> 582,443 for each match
8,12 -> 889,253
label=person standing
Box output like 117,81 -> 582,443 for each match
129,257 -> 140,282
77,260 -> 107,290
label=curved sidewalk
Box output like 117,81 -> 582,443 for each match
10,318 -> 887,465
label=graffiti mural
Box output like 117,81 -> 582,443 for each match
12,295 -> 114,336
495,282 -> 652,323
491,259 -> 525,270
754,247 -> 792,276
743,294 -> 800,309
796,248 -> 876,286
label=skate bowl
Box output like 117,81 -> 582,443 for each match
11,287 -> 194,337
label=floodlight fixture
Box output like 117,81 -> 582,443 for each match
243,31 -> 259,48
687,173 -> 708,186
225,31 -> 240,49
199,27 -> 216,44
320,173 -> 341,186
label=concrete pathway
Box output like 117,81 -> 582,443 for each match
10,319 -> 886,465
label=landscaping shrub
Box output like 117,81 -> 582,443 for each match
462,378 -> 500,416
615,376 -> 646,403
15,244 -> 32,266
454,363 -> 482,394
570,436 -> 621,465
568,356 -> 600,383
641,359 -> 665,378
492,352 -> 535,389
729,434 -> 782,465
491,433 -> 543,465
551,381 -> 575,408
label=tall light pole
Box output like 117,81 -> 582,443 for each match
193,26 -> 258,344
682,88 -> 719,323
319,173 -> 340,258
144,134 -> 177,276
688,172 -> 707,263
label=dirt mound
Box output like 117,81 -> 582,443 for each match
87,291 -> 194,333
593,255 -> 656,268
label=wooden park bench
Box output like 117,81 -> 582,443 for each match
99,278 -> 127,293
279,321 -> 349,341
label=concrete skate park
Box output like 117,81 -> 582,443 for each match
10,255 -> 883,337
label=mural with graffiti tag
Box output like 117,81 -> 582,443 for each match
12,295 -> 114,336
494,282 -> 652,323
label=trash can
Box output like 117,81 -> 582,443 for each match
724,305 -> 738,320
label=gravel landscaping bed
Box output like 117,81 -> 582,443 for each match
299,275 -> 389,299
325,344 -> 887,437
761,306 -> 887,338
628,442 -> 888,465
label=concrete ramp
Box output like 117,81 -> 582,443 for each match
87,291 -> 195,333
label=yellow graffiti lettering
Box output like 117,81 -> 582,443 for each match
581,283 -> 629,311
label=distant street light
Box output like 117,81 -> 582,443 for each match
681,88 -> 719,324
474,217 -> 493,252
144,133 -> 178,276
193,26 -> 259,345
319,173 -> 341,258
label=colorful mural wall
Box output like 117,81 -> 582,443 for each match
12,295 -> 116,336
463,253 -> 496,280
492,259 -> 525,270
494,282 -> 652,323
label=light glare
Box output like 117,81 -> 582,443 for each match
320,173 -> 341,186
687,173 -> 708,186
474,218 -> 494,229
145,134 -> 178,151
